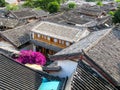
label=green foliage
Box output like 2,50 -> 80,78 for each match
23,0 -> 35,8
23,0 -> 61,13
68,2 -> 76,9
6,4 -> 20,11
47,2 -> 60,13
34,7 -> 41,10
96,1 -> 103,6
115,0 -> 120,3
56,0 -> 62,4
112,8 -> 120,24
108,11 -> 115,16
0,0 -> 6,7
37,0 -> 54,10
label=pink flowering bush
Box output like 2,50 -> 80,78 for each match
16,50 -> 46,65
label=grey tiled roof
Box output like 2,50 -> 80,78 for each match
0,41 -> 19,55
54,28 -> 112,56
87,29 -> 120,86
9,8 -> 37,19
43,11 -> 95,27
71,60 -> 118,90
32,21 -> 89,42
100,3 -> 117,12
0,53 -> 42,90
0,21 -> 39,47
0,17 -> 18,28
33,10 -> 49,18
79,6 -> 104,17
96,16 -> 112,26
67,17 -> 90,25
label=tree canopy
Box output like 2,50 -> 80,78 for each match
6,4 -> 20,11
23,0 -> 62,12
47,2 -> 60,13
112,8 -> 120,24
0,0 -> 6,7
96,1 -> 103,6
68,2 -> 76,9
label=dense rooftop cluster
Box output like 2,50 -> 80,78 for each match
0,1 -> 120,90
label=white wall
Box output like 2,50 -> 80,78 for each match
50,60 -> 78,78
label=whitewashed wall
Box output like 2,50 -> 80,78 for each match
50,60 -> 78,78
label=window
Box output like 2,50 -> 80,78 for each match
34,33 -> 37,38
66,42 -> 70,46
38,34 -> 40,38
59,40 -> 62,44
62,41 -> 64,44
44,36 -> 47,39
41,35 -> 44,38
54,38 -> 58,43
47,37 -> 50,41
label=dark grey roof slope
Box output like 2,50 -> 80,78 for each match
43,11 -> 94,27
87,29 -> 120,86
0,21 -> 39,47
9,8 -> 37,19
79,6 -> 105,17
33,9 -> 49,18
0,53 -> 41,89
0,53 -> 67,90
0,41 -> 19,56
71,60 -> 118,90
100,3 -> 117,12
0,17 -> 18,28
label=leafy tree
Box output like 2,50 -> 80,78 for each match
6,4 -> 20,11
47,2 -> 60,13
56,0 -> 62,4
16,50 -> 46,65
96,1 -> 103,6
115,0 -> 120,3
112,8 -> 120,24
68,2 -> 76,9
23,0 -> 62,12
23,0 -> 35,8
108,11 -> 115,16
0,0 -> 6,7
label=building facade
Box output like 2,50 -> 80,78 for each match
31,21 -> 89,56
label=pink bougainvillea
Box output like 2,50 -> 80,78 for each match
16,50 -> 46,65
